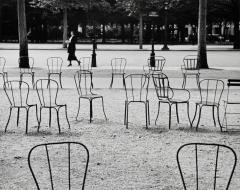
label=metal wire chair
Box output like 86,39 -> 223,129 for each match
28,142 -> 89,190
36,79 -> 70,133
222,79 -> 240,131
74,71 -> 107,123
177,143 -> 237,190
79,57 -> 93,88
47,57 -> 63,88
152,73 -> 192,129
192,79 -> 224,131
4,80 -> 38,133
181,55 -> 200,89
0,57 -> 9,86
19,56 -> 35,88
124,74 -> 150,129
143,56 -> 166,74
110,58 -> 127,88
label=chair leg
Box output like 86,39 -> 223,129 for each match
192,104 -> 198,125
64,105 -> 70,129
145,102 -> 148,129
169,103 -> 172,130
126,102 -> 129,129
122,74 -> 125,87
49,108 -> 52,127
90,100 -> 93,123
59,73 -> 63,88
196,74 -> 200,89
217,106 -> 222,131
155,101 -> 161,125
17,107 -> 20,127
25,108 -> 29,134
76,98 -> 81,121
109,73 -> 114,88
91,73 -> 94,89
124,101 -> 127,125
32,73 -> 35,89
47,74 -> 50,88
147,101 -> 150,125
196,106 -> 203,131
35,105 -> 39,124
176,103 -> 179,123
101,97 -> 108,121
182,74 -> 186,89
187,102 -> 192,127
37,107 -> 42,132
56,108 -> 61,134
212,106 -> 216,126
5,107 -> 13,132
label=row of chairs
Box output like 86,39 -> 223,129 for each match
27,142 -> 237,190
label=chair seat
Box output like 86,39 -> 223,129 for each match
80,94 -> 102,99
196,101 -> 219,106
160,98 -> 188,103
20,72 -> 34,75
113,72 -> 125,75
223,100 -> 240,104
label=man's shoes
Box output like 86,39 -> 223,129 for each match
67,64 -> 72,67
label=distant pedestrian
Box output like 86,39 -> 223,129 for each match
66,31 -> 80,66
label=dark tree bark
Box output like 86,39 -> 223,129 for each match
17,0 -> 29,68
62,7 -> 68,48
102,22 -> 106,43
197,0 -> 209,69
233,0 -> 240,49
139,13 -> 143,49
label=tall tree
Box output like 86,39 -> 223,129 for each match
232,0 -> 240,49
18,0 -> 29,68
197,0 -> 209,69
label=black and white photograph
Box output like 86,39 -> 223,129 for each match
0,0 -> 240,189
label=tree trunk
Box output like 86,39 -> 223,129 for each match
17,0 -> 29,68
139,13 -> 143,49
62,7 -> 68,48
130,23 -> 134,44
121,23 -> 125,43
233,0 -> 240,49
102,22 -> 106,43
197,0 -> 209,69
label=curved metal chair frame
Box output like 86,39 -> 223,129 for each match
74,71 -> 107,123
0,57 -> 9,86
181,55 -> 200,89
222,79 -> 240,131
124,74 -> 150,129
192,79 -> 224,131
143,56 -> 166,74
19,56 -> 35,88
28,142 -> 89,190
152,73 -> 191,129
36,79 -> 70,133
110,58 -> 127,88
47,57 -> 63,88
79,57 -> 93,88
4,80 -> 38,134
177,143 -> 237,190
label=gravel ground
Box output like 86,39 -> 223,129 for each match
0,66 -> 240,189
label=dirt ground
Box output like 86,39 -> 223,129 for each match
1,68 -> 240,190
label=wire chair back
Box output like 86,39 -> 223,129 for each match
4,80 -> 30,107
47,57 -> 63,73
0,57 -> 6,73
28,142 -> 89,190
36,79 -> 59,107
199,79 -> 224,105
152,73 -> 172,100
74,71 -> 93,96
79,57 -> 92,71
183,55 -> 198,70
147,56 -> 166,73
111,58 -> 127,74
177,143 -> 237,190
124,74 -> 149,102
19,56 -> 34,73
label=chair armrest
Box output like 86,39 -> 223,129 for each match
170,88 -> 191,101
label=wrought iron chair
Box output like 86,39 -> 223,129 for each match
0,57 -> 8,86
177,143 -> 237,190
74,71 -> 107,123
19,56 -> 35,88
110,58 -> 127,88
79,57 -> 93,88
143,56 -> 166,74
222,79 -> 240,131
47,57 -> 63,88
124,74 -> 150,129
192,79 -> 224,131
181,55 -> 200,89
28,142 -> 89,190
4,81 -> 38,134
152,73 -> 191,129
36,79 -> 70,133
